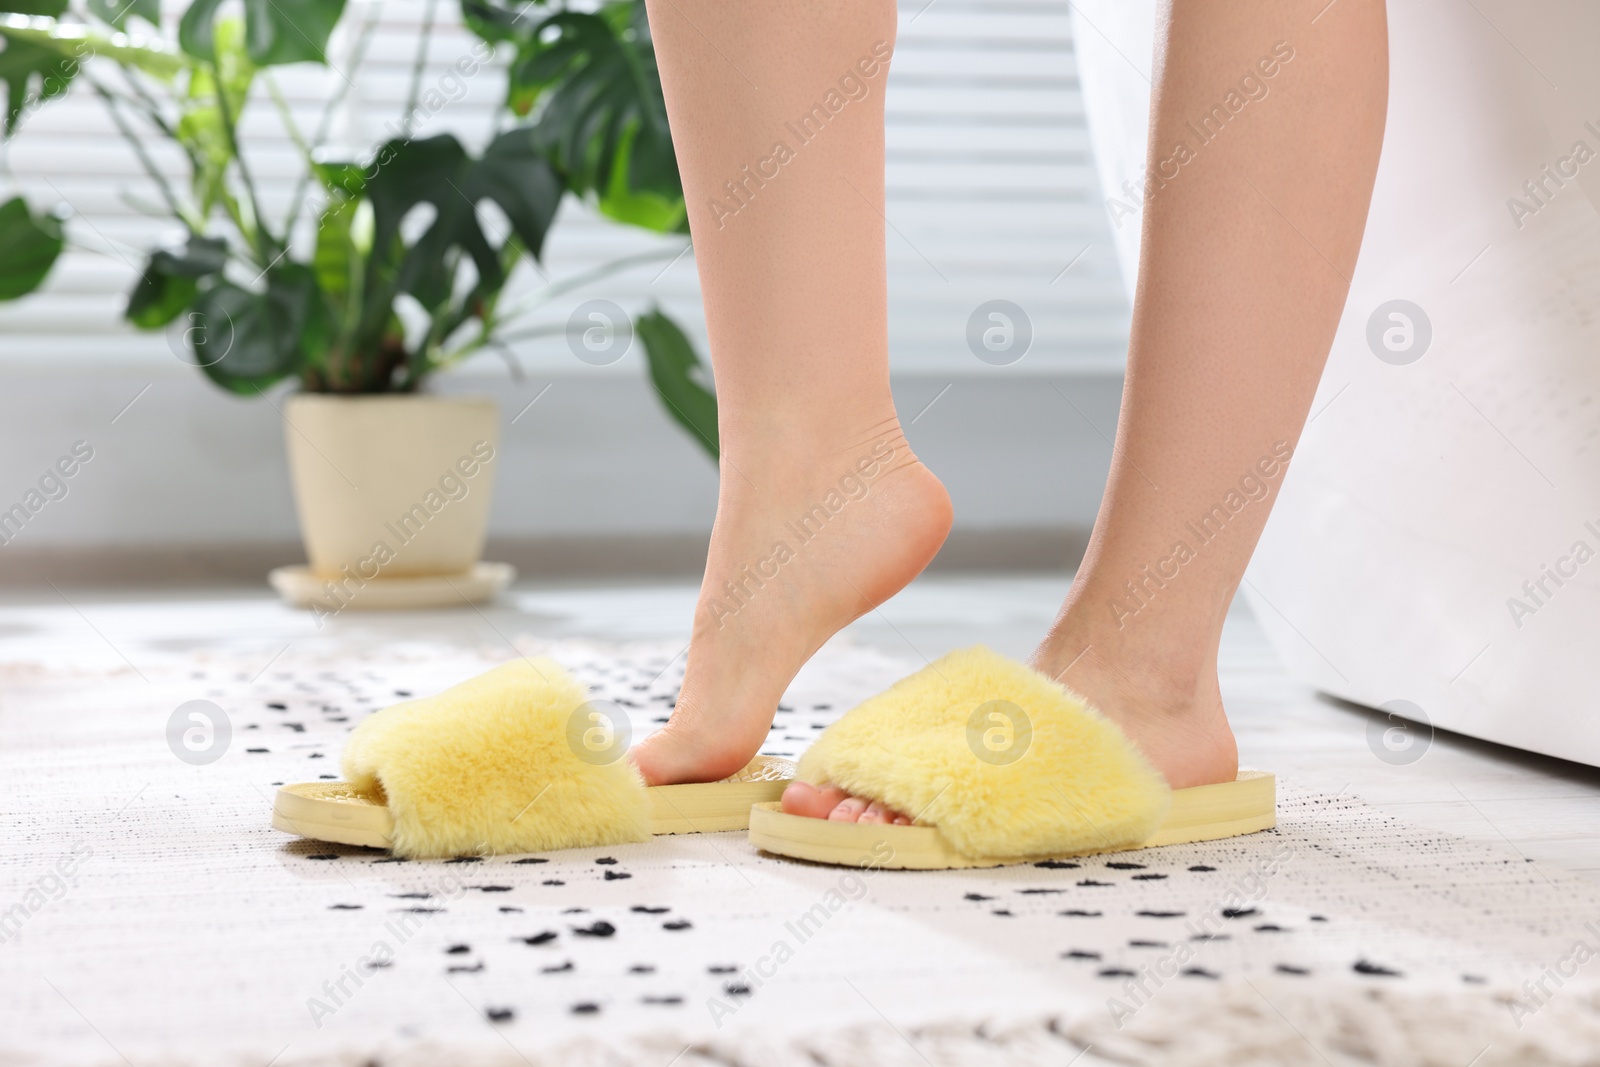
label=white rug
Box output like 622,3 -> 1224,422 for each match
4,634 -> 1600,1067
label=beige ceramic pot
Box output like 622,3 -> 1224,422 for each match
282,394 -> 499,581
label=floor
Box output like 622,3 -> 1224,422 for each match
10,573 -> 1600,1066
9,571 -> 1600,880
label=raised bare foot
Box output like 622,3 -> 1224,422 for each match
779,623 -> 1239,822
631,417 -> 952,786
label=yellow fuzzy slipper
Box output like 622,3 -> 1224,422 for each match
747,647 -> 1274,870
271,658 -> 793,858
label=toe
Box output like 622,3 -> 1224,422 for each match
860,801 -> 892,824
780,782 -> 851,818
828,796 -> 871,822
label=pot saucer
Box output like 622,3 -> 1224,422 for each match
268,562 -> 516,611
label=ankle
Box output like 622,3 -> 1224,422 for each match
719,406 -> 907,473
1031,626 -> 1237,790
1032,619 -> 1217,721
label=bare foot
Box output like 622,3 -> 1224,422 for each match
779,625 -> 1239,822
778,782 -> 912,824
631,417 -> 952,785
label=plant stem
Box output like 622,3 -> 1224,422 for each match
86,76 -> 200,232
490,243 -> 686,326
264,72 -> 312,158
477,322 -> 568,343
433,239 -> 668,374
210,60 -> 276,266
116,63 -> 180,142
279,1 -> 383,237
401,0 -> 439,137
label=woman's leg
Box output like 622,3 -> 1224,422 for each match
632,0 -> 952,785
788,0 -> 1388,821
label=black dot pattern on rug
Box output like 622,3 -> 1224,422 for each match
231,644 -> 1543,1034
1353,959 -> 1403,978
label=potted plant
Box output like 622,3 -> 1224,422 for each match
0,0 -> 719,609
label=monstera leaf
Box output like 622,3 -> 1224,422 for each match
0,195 -> 62,300
0,22 -> 78,134
309,161 -> 370,308
87,0 -> 160,29
2,1 -> 65,15
125,234 -> 227,328
0,11 -> 189,97
191,264 -> 327,394
1,6 -> 188,137
637,308 -> 717,460
498,1 -> 683,231
364,130 -> 562,315
171,17 -> 255,220
459,0 -> 544,43
179,0 -> 345,66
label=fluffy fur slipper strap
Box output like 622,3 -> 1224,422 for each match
341,658 -> 649,858
796,646 -> 1171,861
